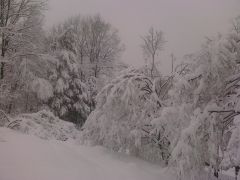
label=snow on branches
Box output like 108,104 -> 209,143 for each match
82,68 -> 161,156
49,50 -> 90,126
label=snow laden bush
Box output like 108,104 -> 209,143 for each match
150,104 -> 193,162
8,110 -> 80,141
82,69 -> 161,159
169,104 -> 223,180
154,73 -> 226,177
49,28 -> 90,126
219,73 -> 240,175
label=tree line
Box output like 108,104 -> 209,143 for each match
1,1 -> 240,179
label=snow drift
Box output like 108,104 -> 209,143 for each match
7,110 -> 81,141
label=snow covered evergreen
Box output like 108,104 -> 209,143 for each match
48,29 -> 90,126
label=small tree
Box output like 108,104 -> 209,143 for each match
141,27 -> 166,79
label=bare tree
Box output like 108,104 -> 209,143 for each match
141,27 -> 166,79
85,15 -> 123,78
231,16 -> 240,64
47,15 -> 124,79
0,0 -> 46,79
232,16 -> 240,35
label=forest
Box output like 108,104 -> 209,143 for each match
0,0 -> 240,180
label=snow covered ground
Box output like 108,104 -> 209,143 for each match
0,127 -> 172,180
0,127 -> 236,180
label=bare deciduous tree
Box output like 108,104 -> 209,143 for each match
47,15 -> 124,79
141,27 -> 166,79
85,15 -> 123,78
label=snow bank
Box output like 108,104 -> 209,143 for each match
8,110 -> 80,141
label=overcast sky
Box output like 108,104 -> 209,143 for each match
45,0 -> 240,74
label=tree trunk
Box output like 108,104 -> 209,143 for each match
151,54 -> 155,79
94,64 -> 98,78
1,33 -> 6,79
80,53 -> 84,81
235,166 -> 240,180
7,103 -> 12,114
0,0 -> 5,79
25,93 -> 29,112
0,61 -> 5,79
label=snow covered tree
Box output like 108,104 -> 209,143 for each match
0,4 -> 48,114
201,17 -> 240,178
82,68 -> 161,158
0,53 -> 55,114
0,0 -> 46,79
45,15 -> 124,117
49,28 -> 90,127
147,30 -> 239,178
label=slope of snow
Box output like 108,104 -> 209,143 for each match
0,127 -> 172,180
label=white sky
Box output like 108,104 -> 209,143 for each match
45,0 -> 240,74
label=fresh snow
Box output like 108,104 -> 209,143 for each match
0,127 -> 172,180
0,126 -> 236,180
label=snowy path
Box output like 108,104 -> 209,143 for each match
0,128 -> 172,180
